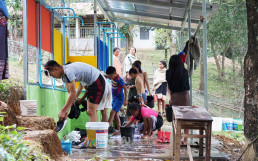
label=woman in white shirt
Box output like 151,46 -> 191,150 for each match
123,47 -> 138,82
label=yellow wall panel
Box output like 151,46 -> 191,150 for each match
65,37 -> 69,64
54,29 -> 63,65
68,56 -> 97,89
67,56 -> 97,67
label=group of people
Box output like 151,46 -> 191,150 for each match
44,46 -> 190,148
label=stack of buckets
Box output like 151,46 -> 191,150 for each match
222,118 -> 243,131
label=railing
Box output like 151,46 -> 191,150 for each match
69,27 -> 94,39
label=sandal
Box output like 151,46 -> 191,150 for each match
74,142 -> 87,149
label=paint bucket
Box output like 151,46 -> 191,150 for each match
165,104 -> 172,122
120,126 -> 135,142
61,141 -> 72,154
212,117 -> 223,132
85,122 -> 109,148
233,119 -> 243,131
19,100 -> 37,116
222,118 -> 233,131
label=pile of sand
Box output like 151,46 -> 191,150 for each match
16,116 -> 55,131
24,130 -> 64,159
0,106 -> 64,159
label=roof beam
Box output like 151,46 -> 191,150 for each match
114,19 -> 189,31
105,8 -> 200,23
110,0 -> 212,11
97,0 -> 113,21
181,0 -> 194,31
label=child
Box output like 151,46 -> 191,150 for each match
153,60 -> 167,116
124,103 -> 163,138
129,68 -> 146,103
106,66 -> 127,134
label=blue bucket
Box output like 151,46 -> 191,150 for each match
61,141 -> 72,154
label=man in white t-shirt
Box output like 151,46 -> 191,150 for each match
44,60 -> 110,124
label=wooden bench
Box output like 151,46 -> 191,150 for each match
172,106 -> 213,161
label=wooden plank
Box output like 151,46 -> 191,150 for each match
199,129 -> 204,156
205,122 -> 212,161
187,144 -> 194,161
172,106 -> 213,121
175,120 -> 181,161
182,134 -> 206,138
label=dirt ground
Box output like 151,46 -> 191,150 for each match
213,134 -> 244,160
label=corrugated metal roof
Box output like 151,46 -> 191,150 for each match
97,0 -> 219,30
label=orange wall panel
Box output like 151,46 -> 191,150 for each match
27,0 -> 52,53
28,0 -> 37,47
41,6 -> 52,53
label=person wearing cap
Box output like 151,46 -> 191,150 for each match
44,60 -> 106,122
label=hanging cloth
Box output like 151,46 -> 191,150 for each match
185,36 -> 201,76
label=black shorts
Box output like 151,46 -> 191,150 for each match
86,74 -> 105,104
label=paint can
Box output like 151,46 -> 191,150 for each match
86,122 -> 109,148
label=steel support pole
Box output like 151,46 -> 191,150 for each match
94,0 -> 97,56
62,21 -> 66,65
23,0 -> 28,99
180,31 -> 183,50
38,0 -> 42,87
188,10 -> 193,106
202,0 -> 208,109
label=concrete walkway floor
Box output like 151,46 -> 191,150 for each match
69,132 -> 230,160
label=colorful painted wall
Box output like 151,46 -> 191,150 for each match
27,85 -> 103,137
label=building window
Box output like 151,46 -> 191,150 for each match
140,27 -> 149,40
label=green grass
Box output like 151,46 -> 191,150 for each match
136,49 -> 244,100
213,131 -> 245,144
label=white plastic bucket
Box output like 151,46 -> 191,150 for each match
86,122 -> 109,149
233,119 -> 243,131
19,100 -> 37,116
222,118 -> 233,131
212,117 -> 222,132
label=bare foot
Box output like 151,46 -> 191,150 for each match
112,131 -> 121,136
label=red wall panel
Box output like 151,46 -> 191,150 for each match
27,0 -> 52,53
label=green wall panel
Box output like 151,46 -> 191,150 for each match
27,85 -> 103,138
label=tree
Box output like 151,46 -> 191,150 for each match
154,28 -> 173,62
207,0 -> 247,80
243,0 -> 258,160
119,24 -> 135,53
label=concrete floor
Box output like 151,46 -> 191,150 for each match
69,131 -> 229,160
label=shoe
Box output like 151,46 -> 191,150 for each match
68,101 -> 81,119
162,112 -> 166,117
108,126 -> 117,134
56,118 -> 67,133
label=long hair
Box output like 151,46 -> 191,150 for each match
167,55 -> 186,88
160,60 -> 167,68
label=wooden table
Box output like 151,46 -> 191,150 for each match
172,106 -> 213,161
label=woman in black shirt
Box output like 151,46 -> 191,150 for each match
166,55 -> 190,106
166,55 -> 190,144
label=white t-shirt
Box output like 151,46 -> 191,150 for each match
61,62 -> 101,85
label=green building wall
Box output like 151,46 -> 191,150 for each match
27,84 -> 103,138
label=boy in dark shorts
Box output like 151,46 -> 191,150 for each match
44,60 -> 106,124
106,66 -> 127,134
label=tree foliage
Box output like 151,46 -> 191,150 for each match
154,28 -> 172,50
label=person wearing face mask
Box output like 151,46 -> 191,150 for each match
123,47 -> 138,83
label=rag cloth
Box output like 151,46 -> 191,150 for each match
184,36 -> 200,76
